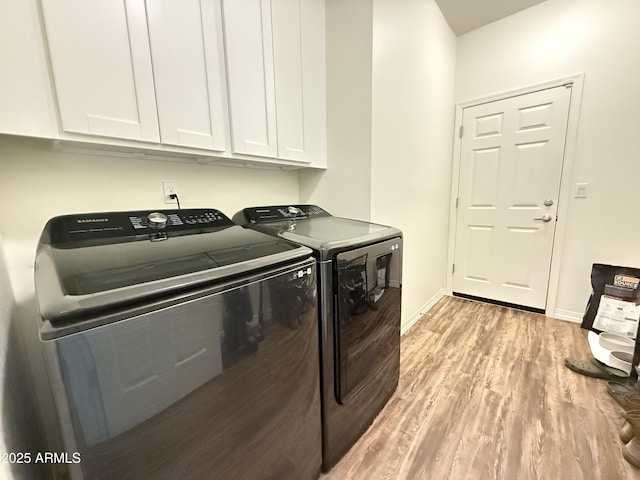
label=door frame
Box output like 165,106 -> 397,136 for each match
446,74 -> 585,318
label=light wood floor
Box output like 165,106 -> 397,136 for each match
321,295 -> 640,480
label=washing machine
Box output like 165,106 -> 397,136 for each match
35,208 -> 321,480
233,204 -> 402,470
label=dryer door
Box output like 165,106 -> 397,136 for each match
334,237 -> 402,403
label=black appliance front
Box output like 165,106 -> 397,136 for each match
233,205 -> 402,471
36,209 -> 322,480
335,239 -> 401,403
320,236 -> 402,469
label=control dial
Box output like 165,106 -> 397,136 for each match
147,212 -> 168,228
288,206 -> 301,215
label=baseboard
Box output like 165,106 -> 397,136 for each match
401,288 -> 446,335
551,309 -> 583,324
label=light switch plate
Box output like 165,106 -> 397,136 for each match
575,182 -> 588,198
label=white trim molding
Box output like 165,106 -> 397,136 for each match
401,288 -> 446,335
551,309 -> 584,324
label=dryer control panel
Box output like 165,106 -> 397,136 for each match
43,209 -> 234,246
238,204 -> 331,224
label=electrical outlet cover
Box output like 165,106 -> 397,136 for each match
163,182 -> 178,204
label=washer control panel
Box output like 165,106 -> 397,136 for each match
239,204 -> 331,224
44,209 -> 233,246
128,210 -> 227,230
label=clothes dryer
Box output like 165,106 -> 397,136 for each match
233,204 -> 402,470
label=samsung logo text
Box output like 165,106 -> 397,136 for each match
77,218 -> 109,224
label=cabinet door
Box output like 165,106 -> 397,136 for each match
271,0 -> 326,164
0,0 -> 57,138
41,0 -> 159,142
222,0 -> 278,158
146,0 -> 228,151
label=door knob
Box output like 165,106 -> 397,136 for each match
533,215 -> 553,222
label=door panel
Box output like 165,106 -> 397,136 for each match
335,238 -> 401,403
271,0 -> 304,157
146,0 -> 228,151
221,0 -> 277,157
453,85 -> 571,309
271,0 -> 326,164
41,0 -> 159,142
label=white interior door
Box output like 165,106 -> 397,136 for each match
453,85 -> 571,310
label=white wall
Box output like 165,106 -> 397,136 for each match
455,0 -> 640,318
0,133 -> 300,457
0,234 -> 49,479
0,134 -> 299,318
371,0 -> 456,328
299,0 -> 373,221
301,0 -> 456,327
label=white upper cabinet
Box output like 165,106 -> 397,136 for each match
0,0 -> 57,138
222,0 -> 326,164
146,0 -> 229,151
40,0 -> 159,143
36,0 -> 326,167
222,0 -> 278,158
271,0 -> 326,164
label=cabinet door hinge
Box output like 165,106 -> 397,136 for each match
459,125 -> 464,138
452,263 -> 455,274
455,197 -> 459,208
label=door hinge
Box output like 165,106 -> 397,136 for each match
455,197 -> 459,208
459,125 -> 464,138
452,263 -> 455,274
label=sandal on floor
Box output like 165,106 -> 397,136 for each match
590,357 -> 629,378
565,357 -> 626,380
607,381 -> 640,408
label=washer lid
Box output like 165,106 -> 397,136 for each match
36,209 -> 311,323
235,205 -> 402,259
276,216 -> 400,251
